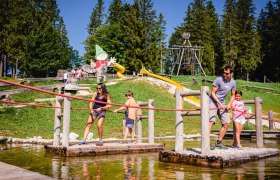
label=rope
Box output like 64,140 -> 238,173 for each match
0,79 -> 196,112
1,79 -> 279,123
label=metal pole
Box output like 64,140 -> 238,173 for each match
62,93 -> 71,147
175,89 -> 184,152
148,99 -> 154,144
255,97 -> 263,148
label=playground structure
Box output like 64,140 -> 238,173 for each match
169,32 -> 206,76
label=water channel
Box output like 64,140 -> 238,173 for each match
0,139 -> 279,179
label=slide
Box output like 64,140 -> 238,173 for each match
114,63 -> 126,78
140,68 -> 200,106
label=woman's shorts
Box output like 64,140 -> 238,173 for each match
91,110 -> 106,118
125,118 -> 134,128
233,118 -> 246,125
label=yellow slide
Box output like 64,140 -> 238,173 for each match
140,68 -> 200,105
114,63 -> 126,78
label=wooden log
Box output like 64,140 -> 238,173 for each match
181,111 -> 200,116
62,93 -> 71,147
180,90 -> 200,97
255,97 -> 263,148
148,99 -> 154,144
136,101 -> 142,143
53,96 -> 62,146
201,86 -> 210,155
138,101 -> 148,106
175,88 -> 184,152
35,98 -> 56,103
268,111 -> 274,131
243,100 -> 255,104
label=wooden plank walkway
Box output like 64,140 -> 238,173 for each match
159,147 -> 279,168
45,142 -> 164,157
0,162 -> 53,179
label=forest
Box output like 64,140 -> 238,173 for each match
0,0 -> 279,82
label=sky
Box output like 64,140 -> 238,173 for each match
57,0 -> 269,57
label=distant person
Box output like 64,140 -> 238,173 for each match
80,83 -> 112,146
63,70 -> 68,84
113,91 -> 138,143
209,65 -> 236,149
71,68 -> 76,77
231,90 -> 247,148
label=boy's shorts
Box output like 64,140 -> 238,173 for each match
209,101 -> 230,125
125,118 -> 134,128
233,118 -> 246,125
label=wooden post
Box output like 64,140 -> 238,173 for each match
148,99 -> 154,144
175,88 -> 184,152
268,111 -> 274,131
201,86 -> 210,155
62,93 -> 71,147
255,97 -> 263,148
53,96 -> 62,146
136,101 -> 142,143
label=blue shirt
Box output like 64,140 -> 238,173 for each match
210,76 -> 236,104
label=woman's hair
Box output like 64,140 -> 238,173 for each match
97,83 -> 109,99
235,90 -> 242,96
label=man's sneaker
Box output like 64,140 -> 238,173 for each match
215,141 -> 228,150
79,141 -> 87,145
96,141 -> 103,146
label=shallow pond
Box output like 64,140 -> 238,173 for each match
0,139 -> 279,179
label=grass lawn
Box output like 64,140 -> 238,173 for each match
0,76 -> 279,139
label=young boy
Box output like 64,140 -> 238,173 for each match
114,91 -> 138,143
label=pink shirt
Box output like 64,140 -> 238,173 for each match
232,100 -> 245,119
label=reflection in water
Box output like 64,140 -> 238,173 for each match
0,139 -> 280,179
123,157 -> 135,180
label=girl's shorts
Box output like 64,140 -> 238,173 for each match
233,118 -> 246,125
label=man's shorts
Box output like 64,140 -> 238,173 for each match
209,100 -> 230,125
125,118 -> 134,129
91,110 -> 106,118
233,118 -> 246,125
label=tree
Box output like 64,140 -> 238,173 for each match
256,0 -> 280,82
88,0 -> 105,35
107,0 -> 123,24
222,0 -> 239,68
236,0 -> 261,80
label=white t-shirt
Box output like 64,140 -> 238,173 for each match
63,73 -> 68,79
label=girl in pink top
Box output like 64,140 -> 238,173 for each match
231,90 -> 247,148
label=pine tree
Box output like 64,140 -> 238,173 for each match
88,0 -> 105,35
236,0 -> 261,80
120,3 -> 144,73
256,0 -> 280,82
107,0 -> 123,24
137,0 -> 158,72
222,0 -> 239,68
206,0 -> 222,75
